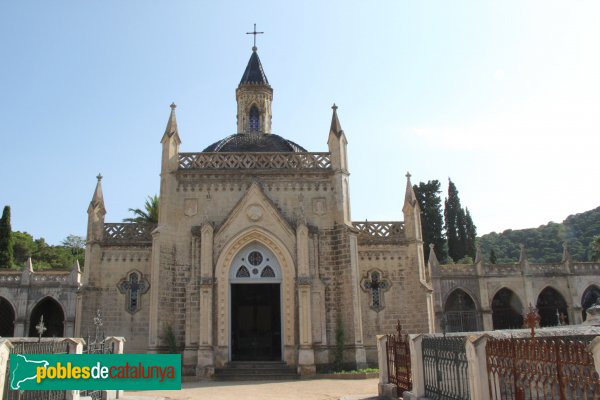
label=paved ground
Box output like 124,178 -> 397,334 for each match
124,378 -> 379,400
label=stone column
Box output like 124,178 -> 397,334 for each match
296,224 -> 315,375
466,334 -> 491,400
0,339 -> 14,400
147,228 -> 161,352
377,335 -> 397,400
197,223 -> 214,376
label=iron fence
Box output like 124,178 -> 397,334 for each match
80,311 -> 113,400
2,340 -> 69,400
422,336 -> 470,400
486,336 -> 600,400
386,322 -> 412,394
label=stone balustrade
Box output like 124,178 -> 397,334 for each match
178,152 -> 332,170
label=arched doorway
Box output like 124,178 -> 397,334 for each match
536,287 -> 569,327
28,297 -> 65,337
581,285 -> 600,321
492,288 -> 523,330
229,243 -> 282,361
0,297 -> 16,336
444,289 -> 479,332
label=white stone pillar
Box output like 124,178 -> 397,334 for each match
588,336 -> 600,376
0,339 -> 14,400
296,224 -> 315,375
466,334 -> 491,400
403,334 -> 425,400
104,337 -> 126,400
64,338 -> 84,400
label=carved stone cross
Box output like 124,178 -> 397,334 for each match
361,271 -> 390,311
118,271 -> 150,314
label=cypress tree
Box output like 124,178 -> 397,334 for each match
465,208 -> 477,259
0,206 -> 14,268
414,180 -> 447,262
445,179 -> 463,262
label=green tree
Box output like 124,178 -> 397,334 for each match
61,234 -> 85,268
13,231 -> 36,265
465,208 -> 477,259
0,206 -> 14,268
590,235 -> 600,262
124,195 -> 159,224
413,180 -> 447,262
445,179 -> 464,262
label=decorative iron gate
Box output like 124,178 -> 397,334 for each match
386,321 -> 412,394
422,336 -> 470,400
2,341 -> 69,400
486,336 -> 600,400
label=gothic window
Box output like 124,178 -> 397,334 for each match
261,266 -> 275,278
230,244 -> 281,282
361,270 -> 390,312
117,271 -> 150,314
237,266 -> 250,278
249,105 -> 260,132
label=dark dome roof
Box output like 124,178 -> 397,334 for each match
203,133 -> 307,153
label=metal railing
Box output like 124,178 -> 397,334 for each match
422,336 -> 470,400
486,336 -> 600,400
3,340 -> 70,400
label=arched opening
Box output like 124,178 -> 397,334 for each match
536,287 -> 569,327
492,288 -> 523,330
581,285 -> 600,321
28,297 -> 65,337
0,297 -> 16,336
229,243 -> 281,361
248,105 -> 260,132
444,289 -> 479,332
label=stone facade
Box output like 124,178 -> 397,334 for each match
0,259 -> 80,337
75,47 -> 432,376
430,243 -> 600,332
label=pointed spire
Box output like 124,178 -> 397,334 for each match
562,242 -> 571,263
88,174 -> 106,215
164,102 -> 178,137
329,103 -> 343,137
25,257 -> 34,273
404,172 -> 418,206
240,50 -> 269,85
428,244 -> 439,268
474,244 -> 483,264
518,243 -> 528,263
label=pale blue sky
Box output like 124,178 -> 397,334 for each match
1,1 -> 598,245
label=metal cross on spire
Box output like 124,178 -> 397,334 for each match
246,23 -> 264,48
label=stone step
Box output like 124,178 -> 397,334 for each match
213,361 -> 299,381
215,368 -> 298,375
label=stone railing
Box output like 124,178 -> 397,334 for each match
178,152 -> 332,170
571,263 -> 600,274
102,223 -> 155,244
353,221 -> 405,243
437,264 -> 478,276
484,263 -> 523,275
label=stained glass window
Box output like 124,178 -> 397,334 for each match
249,105 -> 260,132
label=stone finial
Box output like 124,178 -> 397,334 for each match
73,259 -> 81,274
518,243 -> 528,264
25,257 -> 34,273
474,244 -> 483,264
88,174 -> 106,216
162,102 -> 179,140
428,243 -> 440,269
329,103 -> 343,137
562,242 -> 571,263
404,172 -> 417,207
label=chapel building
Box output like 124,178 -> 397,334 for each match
76,45 -> 434,376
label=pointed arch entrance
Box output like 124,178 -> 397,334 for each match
229,243 -> 282,361
28,297 -> 65,337
444,289 -> 479,332
581,285 -> 600,321
492,288 -> 523,330
0,297 -> 15,336
536,287 -> 568,327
